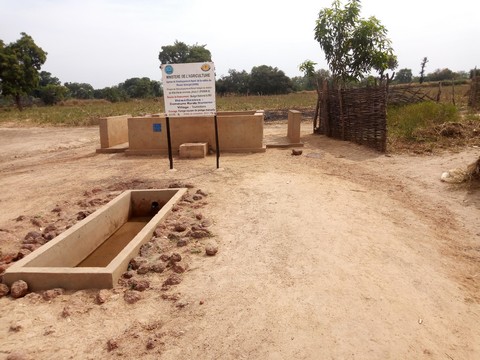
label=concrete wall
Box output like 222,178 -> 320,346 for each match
126,111 -> 265,155
98,115 -> 130,148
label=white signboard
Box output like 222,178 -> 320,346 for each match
161,62 -> 216,117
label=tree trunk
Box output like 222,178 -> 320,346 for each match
15,94 -> 23,111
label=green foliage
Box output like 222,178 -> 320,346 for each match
314,0 -> 397,84
298,61 -> 332,90
64,82 -> 94,99
36,84 -> 68,105
249,65 -> 293,95
33,71 -> 66,105
0,33 -> 47,109
119,77 -> 162,98
426,68 -> 455,82
470,68 -> 480,78
388,102 -> 459,140
158,40 -> 212,64
394,68 -> 413,84
216,66 -> 293,95
216,69 -> 250,95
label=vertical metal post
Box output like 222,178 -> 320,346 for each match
214,114 -> 220,169
166,116 -> 173,170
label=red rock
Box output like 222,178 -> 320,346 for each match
174,223 -> 187,232
106,339 -> 118,351
0,283 -> 10,297
159,254 -> 170,262
196,189 -> 208,197
205,241 -> 218,256
10,280 -> 28,298
129,279 -> 150,292
163,275 -> 182,286
30,218 -> 42,227
13,249 -> 31,261
42,288 -> 65,301
195,213 -> 203,220
170,253 -> 182,263
122,270 -> 135,279
124,290 -> 141,304
146,338 -> 156,350
96,289 -> 110,304
15,215 -> 26,222
172,263 -> 186,274
21,243 -> 40,252
23,231 -> 42,243
129,257 -> 147,270
192,195 -> 203,201
137,264 -> 150,275
150,262 -> 166,273
190,229 -> 212,239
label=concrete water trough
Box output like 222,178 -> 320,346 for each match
3,189 -> 186,291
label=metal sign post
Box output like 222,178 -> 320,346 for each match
165,116 -> 173,169
161,62 -> 219,169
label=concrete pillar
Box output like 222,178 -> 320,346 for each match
287,110 -> 302,143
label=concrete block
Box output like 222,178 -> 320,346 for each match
287,110 -> 302,144
179,143 -> 207,158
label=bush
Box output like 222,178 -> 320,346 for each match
388,102 -> 459,140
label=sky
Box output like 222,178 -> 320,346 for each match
1,0 -> 479,89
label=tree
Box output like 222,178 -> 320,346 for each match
120,77 -> 155,98
0,33 -> 47,109
419,57 -> 428,84
299,60 -> 331,91
395,68 -> 413,84
314,0 -> 397,84
38,71 -> 60,87
216,69 -> 250,95
34,71 -> 67,105
426,68 -> 454,82
158,40 -> 212,64
64,82 -> 94,99
249,65 -> 293,95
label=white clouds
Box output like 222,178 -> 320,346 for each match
0,0 -> 478,88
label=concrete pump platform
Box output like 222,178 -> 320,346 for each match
3,188 -> 186,291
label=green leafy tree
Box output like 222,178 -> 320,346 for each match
216,69 -> 250,95
0,33 -> 47,110
395,68 -> 413,84
299,60 -> 331,91
158,40 -> 212,64
426,68 -> 454,82
37,84 -> 67,105
314,0 -> 397,84
64,82 -> 94,99
119,77 -> 162,98
33,71 -> 67,105
38,71 -> 60,87
249,65 -> 293,95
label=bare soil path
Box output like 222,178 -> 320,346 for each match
0,122 -> 479,359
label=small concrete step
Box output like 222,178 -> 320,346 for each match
179,142 -> 208,159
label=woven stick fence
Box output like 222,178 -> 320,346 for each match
469,76 -> 480,109
387,84 -> 438,105
315,82 -> 387,152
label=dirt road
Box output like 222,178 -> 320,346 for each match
0,122 -> 479,359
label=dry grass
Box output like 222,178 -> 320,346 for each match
0,93 -> 319,127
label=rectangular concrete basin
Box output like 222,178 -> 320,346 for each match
3,189 -> 186,291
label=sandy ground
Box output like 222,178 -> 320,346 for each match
0,122 -> 479,359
